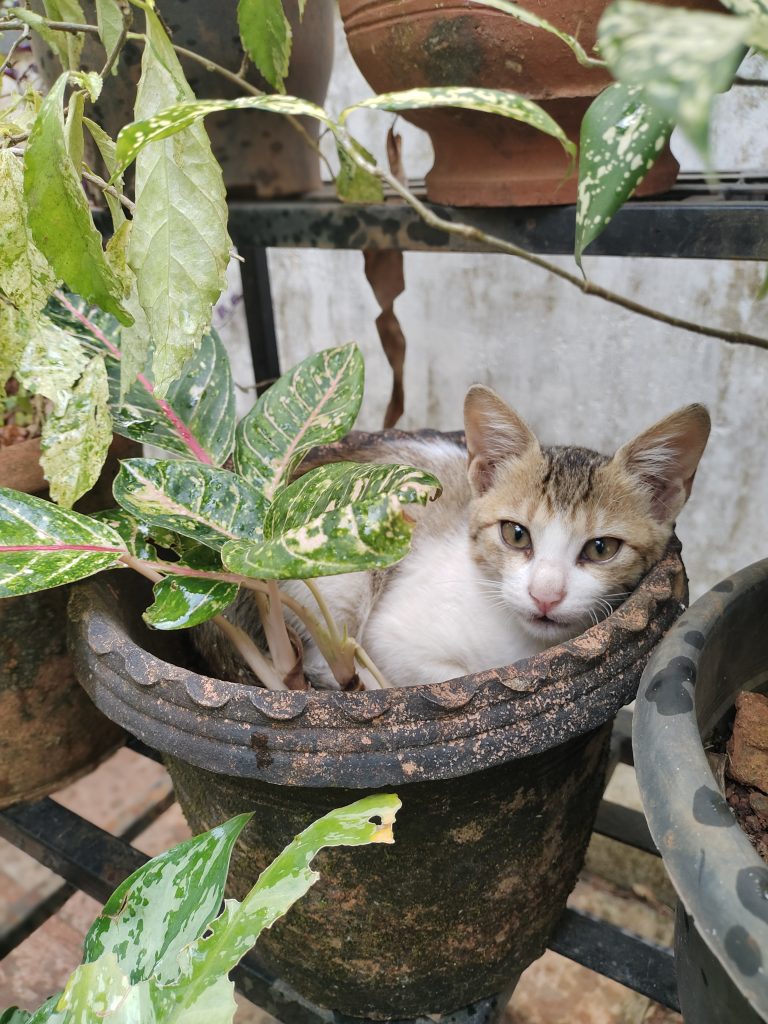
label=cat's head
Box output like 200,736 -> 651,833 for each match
464,386 -> 710,643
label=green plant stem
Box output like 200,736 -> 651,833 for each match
99,1 -> 132,78
0,24 -> 29,78
0,18 -> 99,34
334,127 -> 768,353
303,578 -> 342,647
262,578 -> 307,689
354,644 -> 388,690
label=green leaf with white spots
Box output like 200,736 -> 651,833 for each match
83,814 -> 253,985
115,95 -> 331,175
0,488 -> 126,597
127,5 -> 230,396
719,0 -> 768,13
335,139 -> 384,203
473,0 -> 605,68
40,355 -> 113,508
42,0 -> 86,70
90,508 -> 178,560
0,1011 -> 33,1024
23,74 -> 131,324
52,955 -> 131,1023
342,88 -> 576,163
0,150 -> 57,315
575,83 -> 673,265
223,492 -> 417,580
0,307 -> 30,390
598,1 -> 748,156
96,0 -> 126,74
16,319 -> 88,410
113,459 -> 267,550
264,461 -> 442,537
235,343 -> 364,501
144,575 -> 238,629
148,796 -> 400,1019
237,0 -> 292,92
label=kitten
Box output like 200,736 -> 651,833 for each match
206,387 -> 710,690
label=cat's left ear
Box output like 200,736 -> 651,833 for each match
614,404 -> 711,522
464,385 -> 539,495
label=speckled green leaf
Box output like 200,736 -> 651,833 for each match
342,88 -> 575,162
83,814 -> 252,986
52,955 -> 131,1023
0,488 -> 126,597
719,0 -> 768,13
128,6 -> 230,395
115,95 -> 330,174
473,0 -> 604,67
0,1010 -> 33,1024
24,1000 -> 57,1024
598,1 -> 748,156
0,307 -> 35,392
0,150 -> 57,315
335,139 -> 384,203
235,343 -> 364,501
90,508 -> 178,560
224,493 -> 416,580
237,0 -> 292,92
113,459 -> 267,550
96,0 -> 125,74
576,83 -> 672,265
148,797 -> 400,1019
42,0 -> 86,70
144,575 -> 238,629
265,461 -> 441,537
16,319 -> 88,410
40,355 -> 113,508
24,74 -> 131,324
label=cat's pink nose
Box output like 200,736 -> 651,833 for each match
531,595 -> 562,616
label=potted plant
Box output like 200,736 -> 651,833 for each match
633,559 -> 768,1024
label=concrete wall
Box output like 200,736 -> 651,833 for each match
222,19 -> 768,599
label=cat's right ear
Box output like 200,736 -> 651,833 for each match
464,385 -> 538,495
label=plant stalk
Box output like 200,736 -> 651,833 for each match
260,579 -> 308,690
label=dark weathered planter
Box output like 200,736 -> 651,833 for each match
69,520 -> 686,1017
634,558 -> 768,1023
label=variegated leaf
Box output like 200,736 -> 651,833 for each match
23,74 -> 131,324
128,5 -> 230,395
598,1 -> 748,155
115,95 -> 331,174
143,575 -> 238,630
223,493 -> 415,580
52,955 -> 130,1023
40,355 -> 113,508
16,319 -> 88,411
0,306 -> 35,391
149,797 -> 400,1018
113,459 -> 267,550
0,1010 -> 33,1024
237,0 -> 292,92
472,0 -> 605,67
264,461 -> 441,537
235,344 -> 364,501
90,508 -> 178,560
576,83 -> 673,264
335,140 -> 384,203
0,488 -> 126,597
0,150 -> 57,315
342,88 -> 575,162
719,0 -> 768,13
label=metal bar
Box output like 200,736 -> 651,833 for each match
229,238 -> 280,394
594,801 -> 660,857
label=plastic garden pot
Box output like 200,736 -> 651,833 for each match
633,558 -> 768,1024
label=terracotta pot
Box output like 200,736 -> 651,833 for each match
32,0 -> 334,199
338,0 -> 720,206
69,432 -> 689,1017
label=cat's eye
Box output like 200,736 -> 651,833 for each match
581,537 -> 622,563
500,522 -> 531,550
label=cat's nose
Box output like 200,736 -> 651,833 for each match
531,595 -> 563,616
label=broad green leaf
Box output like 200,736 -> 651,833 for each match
83,117 -> 126,229
144,575 -> 238,629
0,150 -> 57,315
40,355 -> 113,508
335,139 -> 384,203
575,83 -> 672,264
0,306 -> 29,389
115,95 -> 331,174
105,220 -> 133,299
719,0 -> 768,13
598,1 -> 748,156
342,88 -> 576,163
473,0 -> 605,67
128,5 -> 230,395
24,74 -> 131,324
16,319 -> 88,410
54,955 -> 131,1022
64,89 -> 85,171
264,461 -> 442,537
96,0 -> 126,73
237,0 -> 292,92
0,488 -> 126,597
149,796 -> 400,1019
24,1001 -> 58,1024
42,0 -> 86,70
84,814 -> 252,986
113,459 -> 267,550
235,343 -> 364,501
223,492 -> 416,579
90,508 -> 178,560
12,11 -> 64,59
0,1011 -> 33,1024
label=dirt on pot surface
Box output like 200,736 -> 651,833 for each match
713,690 -> 768,865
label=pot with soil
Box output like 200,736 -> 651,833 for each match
67,438 -> 688,1019
633,558 -> 768,1024
31,0 -> 334,199
337,0 -> 719,206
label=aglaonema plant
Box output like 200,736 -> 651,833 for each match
0,294 -> 442,692
0,793 -> 401,1024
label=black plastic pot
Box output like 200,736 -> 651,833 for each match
633,558 -> 768,1023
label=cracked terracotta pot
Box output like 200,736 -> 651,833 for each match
68,434 -> 688,1017
338,0 -> 720,206
634,558 -> 768,1023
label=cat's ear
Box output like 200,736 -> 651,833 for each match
464,385 -> 538,495
614,404 -> 711,522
